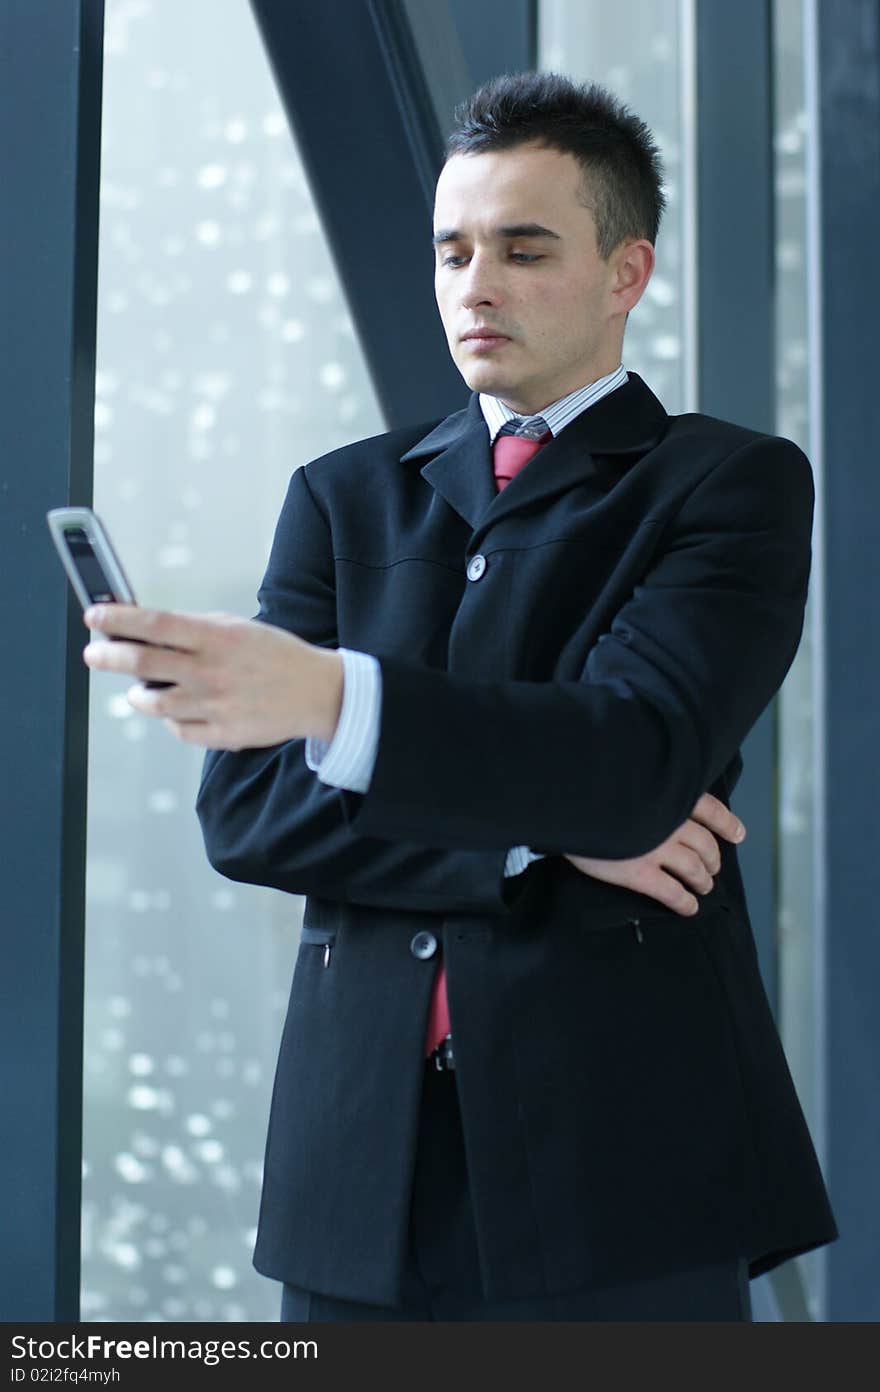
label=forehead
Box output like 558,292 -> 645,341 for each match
434,144 -> 590,230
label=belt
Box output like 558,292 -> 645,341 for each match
427,1033 -> 455,1071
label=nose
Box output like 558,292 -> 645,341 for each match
458,250 -> 501,309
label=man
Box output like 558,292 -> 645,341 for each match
83,72 -> 836,1320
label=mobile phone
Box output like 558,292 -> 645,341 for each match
46,506 -> 174,689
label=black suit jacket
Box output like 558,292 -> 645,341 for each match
196,372 -> 837,1308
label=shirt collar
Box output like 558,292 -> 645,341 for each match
479,364 -> 629,444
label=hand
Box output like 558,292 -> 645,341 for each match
81,604 -> 344,750
562,792 -> 746,916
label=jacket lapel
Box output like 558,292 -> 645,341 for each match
400,393 -> 496,529
400,373 -> 669,530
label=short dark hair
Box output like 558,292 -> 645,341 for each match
444,71 -> 666,260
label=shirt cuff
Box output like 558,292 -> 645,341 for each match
504,846 -> 545,877
304,649 -> 381,793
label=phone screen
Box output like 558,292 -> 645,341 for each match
63,527 -> 120,604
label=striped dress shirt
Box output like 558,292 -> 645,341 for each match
304,364 -> 629,876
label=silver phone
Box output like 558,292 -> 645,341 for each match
46,506 -> 173,688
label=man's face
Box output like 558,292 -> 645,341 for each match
433,142 -> 651,415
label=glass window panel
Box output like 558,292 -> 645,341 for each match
83,0 -> 384,1322
537,0 -> 696,413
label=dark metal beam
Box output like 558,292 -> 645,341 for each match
0,0 -> 104,1319
696,0 -> 778,1007
697,0 -> 775,431
249,0 -> 536,429
249,0 -> 465,427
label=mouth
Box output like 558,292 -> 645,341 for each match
461,332 -> 511,352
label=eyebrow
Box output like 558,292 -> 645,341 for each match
432,223 -> 562,246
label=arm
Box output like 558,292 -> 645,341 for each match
84,436 -> 787,878
194,465 -> 514,914
305,647 -> 544,878
341,436 -> 813,857
300,643 -> 734,911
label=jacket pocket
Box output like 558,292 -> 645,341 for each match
298,924 -> 337,966
622,894 -> 735,940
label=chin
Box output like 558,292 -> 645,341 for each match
458,362 -> 511,397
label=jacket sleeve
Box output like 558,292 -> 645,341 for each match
342,435 -> 814,858
195,463 -> 513,914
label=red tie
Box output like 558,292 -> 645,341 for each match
492,427 -> 553,488
423,422 -> 553,1058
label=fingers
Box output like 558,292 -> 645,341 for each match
689,791 -> 746,844
563,854 -> 700,917
563,791 -> 747,922
83,636 -> 192,687
125,681 -> 212,722
83,603 -> 210,653
659,838 -> 716,899
161,719 -> 214,747
631,869 -> 700,917
675,819 -> 722,877
619,861 -> 701,916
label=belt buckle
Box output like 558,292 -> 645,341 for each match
432,1034 -> 455,1071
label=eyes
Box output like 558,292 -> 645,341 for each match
439,252 -> 544,268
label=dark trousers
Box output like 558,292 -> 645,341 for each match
281,1061 -> 752,1322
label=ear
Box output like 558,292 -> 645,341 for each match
611,239 -> 655,316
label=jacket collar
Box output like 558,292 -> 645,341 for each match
400,372 -> 669,531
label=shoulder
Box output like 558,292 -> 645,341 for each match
652,413 -> 814,553
666,409 -> 808,464
301,415 -> 447,496
660,412 -> 813,507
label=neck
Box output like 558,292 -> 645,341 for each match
496,362 -> 624,417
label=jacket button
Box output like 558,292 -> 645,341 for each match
466,553 -> 487,581
410,931 -> 438,960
